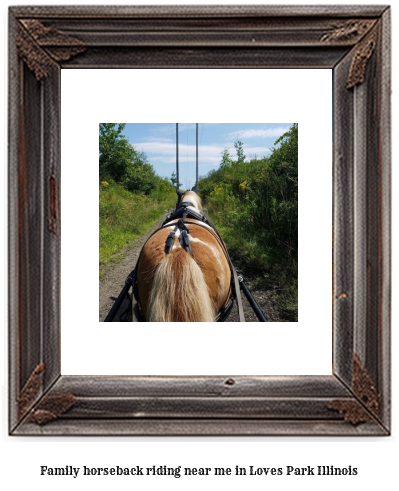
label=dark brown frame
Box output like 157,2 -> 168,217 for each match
9,5 -> 391,436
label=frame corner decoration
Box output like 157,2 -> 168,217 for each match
8,5 -> 391,436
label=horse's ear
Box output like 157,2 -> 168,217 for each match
193,186 -> 198,194
176,189 -> 183,197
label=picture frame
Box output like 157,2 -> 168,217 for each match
8,5 -> 391,436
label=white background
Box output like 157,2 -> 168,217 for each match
1,1 -> 397,491
61,68 -> 332,376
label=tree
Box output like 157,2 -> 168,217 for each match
272,123 -> 298,172
99,123 -> 136,182
170,171 -> 182,188
234,140 -> 246,164
258,123 -> 298,259
99,123 -> 158,195
220,148 -> 233,168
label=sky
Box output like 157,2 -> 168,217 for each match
123,123 -> 293,190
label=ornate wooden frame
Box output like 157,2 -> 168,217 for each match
9,5 -> 391,436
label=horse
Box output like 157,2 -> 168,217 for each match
134,191 -> 234,322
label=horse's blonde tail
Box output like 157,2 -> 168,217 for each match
147,248 -> 215,322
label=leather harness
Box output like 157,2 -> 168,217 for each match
131,201 -> 245,322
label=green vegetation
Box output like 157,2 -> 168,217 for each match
99,124 -> 176,277
199,124 -> 298,320
100,123 -> 161,194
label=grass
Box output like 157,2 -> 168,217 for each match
99,181 -> 176,278
204,203 -> 298,322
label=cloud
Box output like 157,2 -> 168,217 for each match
227,127 -> 290,140
141,137 -> 173,143
132,141 -> 178,163
132,140 -> 270,167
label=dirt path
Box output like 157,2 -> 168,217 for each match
100,220 -> 283,322
99,219 -> 164,322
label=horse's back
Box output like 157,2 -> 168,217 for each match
136,220 -> 231,321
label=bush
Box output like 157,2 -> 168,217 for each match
198,124 -> 298,320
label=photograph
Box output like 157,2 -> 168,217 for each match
99,123 -> 298,323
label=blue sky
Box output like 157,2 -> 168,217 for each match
123,123 -> 293,190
